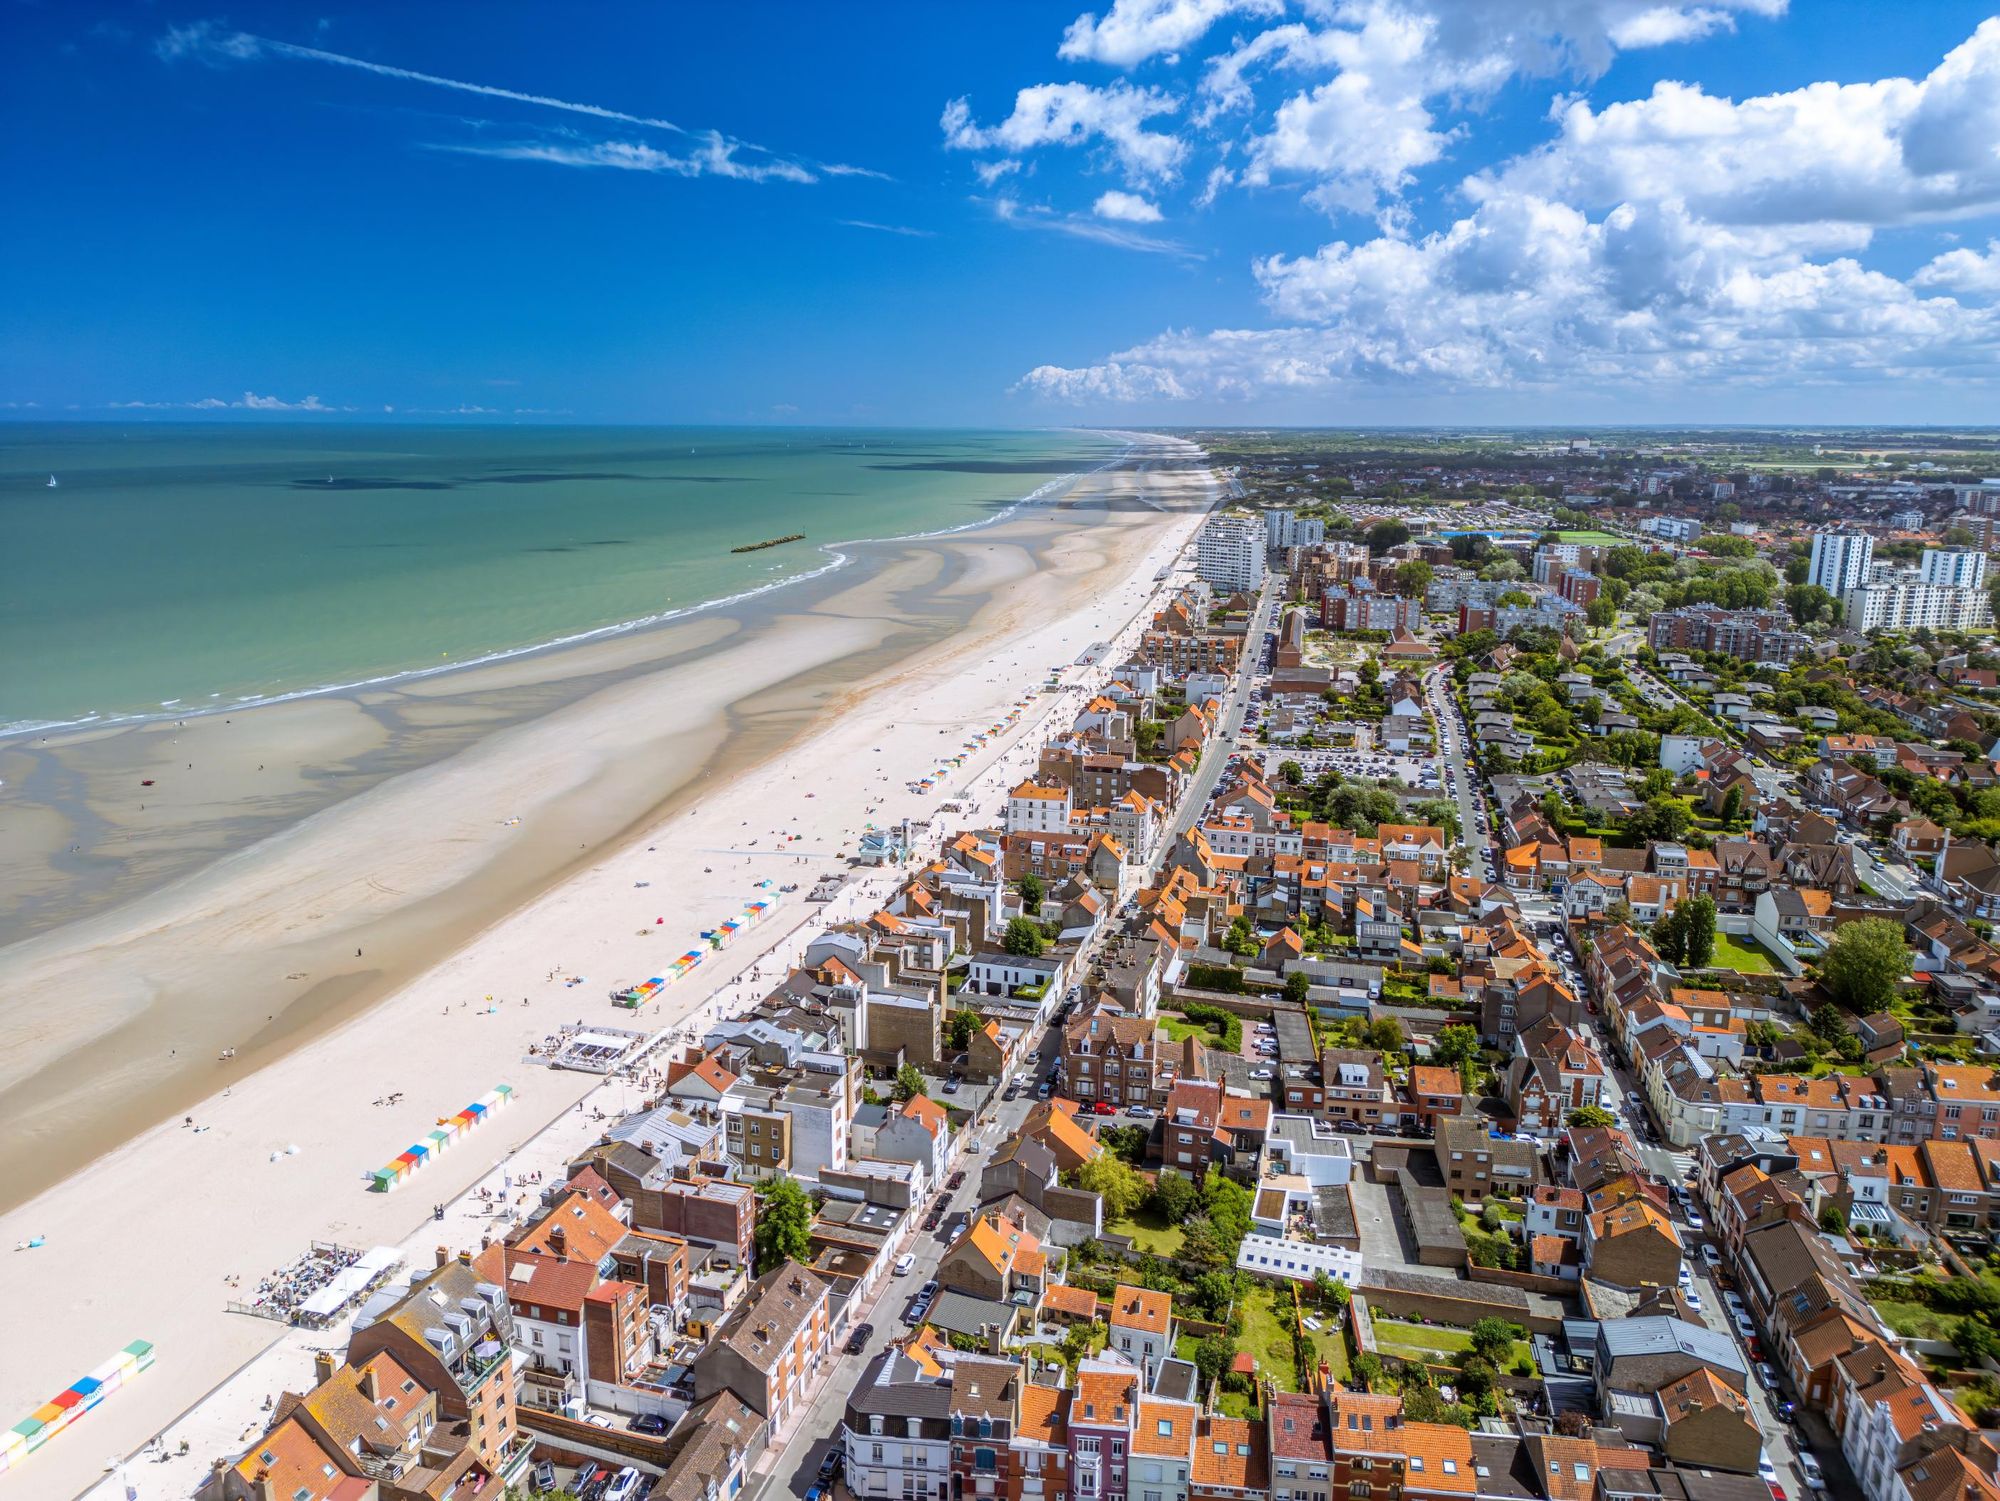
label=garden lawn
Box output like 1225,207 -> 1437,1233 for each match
1239,1284 -> 1351,1389
1874,1299 -> 1957,1344
1372,1319 -> 1538,1374
1159,1014 -> 1226,1048
1706,933 -> 1778,974
1107,1206 -> 1186,1257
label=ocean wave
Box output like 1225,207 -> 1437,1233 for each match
0,434 -> 1163,739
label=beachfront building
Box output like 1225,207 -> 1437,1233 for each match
344,1255 -> 526,1486
1007,779 -> 1075,835
1196,512 -> 1266,594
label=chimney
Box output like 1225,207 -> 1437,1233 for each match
314,1351 -> 337,1385
357,1363 -> 377,1402
458,1250 -> 472,1266
435,1245 -> 451,1269
549,1225 -> 568,1260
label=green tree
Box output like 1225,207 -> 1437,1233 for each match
1367,519 -> 1411,555
1720,784 -> 1745,824
1060,1322 -> 1095,1368
753,1177 -> 814,1274
1285,969 -> 1312,1005
1003,917 -> 1048,957
1076,1151 -> 1147,1220
1151,1170 -> 1198,1224
1680,893 -> 1717,968
1225,915 -> 1258,957
1352,1352 -> 1385,1392
1457,1354 -> 1499,1401
1586,595 -> 1617,629
1467,1317 -> 1523,1366
1279,759 -> 1305,787
1192,1331 -> 1236,1386
946,1009 -> 980,1051
1956,1317 -> 2000,1363
1366,1017 -> 1405,1052
1394,559 -> 1434,596
1434,1023 -> 1479,1069
1818,917 -> 1912,1013
1017,873 -> 1044,911
1179,1214 -> 1226,1266
1567,1105 -> 1618,1129
1652,906 -> 1687,966
894,1063 -> 928,1101
1785,583 -> 1835,626
1200,1168 -> 1255,1255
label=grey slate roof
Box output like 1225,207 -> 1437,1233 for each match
1595,1315 -> 1744,1374
924,1290 -> 1021,1339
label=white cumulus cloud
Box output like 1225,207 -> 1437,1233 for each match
1094,189 -> 1164,222
1059,0 -> 1284,68
942,82 -> 1187,184
1916,240 -> 2000,298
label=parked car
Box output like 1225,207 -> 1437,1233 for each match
533,1461 -> 559,1494
893,1252 -> 916,1276
1251,1068 -> 1274,1080
1091,1101 -> 1116,1116
947,1171 -> 965,1190
1035,1083 -> 1052,1100
943,1077 -> 961,1094
1683,1288 -> 1702,1312
1757,1455 -> 1778,1484
1756,1362 -> 1782,1391
1797,1454 -> 1826,1491
819,1450 -> 844,1483
1683,1209 -> 1705,1233
845,1322 -> 875,1355
1126,1105 -> 1154,1118
1334,1120 -> 1366,1133
605,1469 -> 645,1501
628,1412 -> 669,1435
1701,1243 -> 1722,1269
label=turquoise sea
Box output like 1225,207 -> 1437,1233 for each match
0,424 -> 1124,732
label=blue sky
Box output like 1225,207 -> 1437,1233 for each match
5,1 -> 2000,424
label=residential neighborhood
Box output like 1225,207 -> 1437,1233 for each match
172,436 -> 2000,1501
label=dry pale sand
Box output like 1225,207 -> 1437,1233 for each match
0,440 -> 1214,1500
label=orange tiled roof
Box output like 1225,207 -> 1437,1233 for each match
1111,1284 -> 1173,1336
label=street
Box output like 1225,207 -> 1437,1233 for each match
744,1080 -> 1040,1501
1425,663 -> 1494,881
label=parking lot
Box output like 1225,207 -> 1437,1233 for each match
1252,745 -> 1443,790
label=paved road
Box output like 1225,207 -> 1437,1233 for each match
1851,838 -> 1918,904
746,1083 -> 1038,1501
1681,1246 -> 1814,1495
1168,578 -> 1279,846
1425,663 -> 1493,881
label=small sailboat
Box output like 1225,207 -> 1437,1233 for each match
47,474 -> 58,488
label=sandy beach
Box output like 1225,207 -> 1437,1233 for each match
0,435 -> 1215,1499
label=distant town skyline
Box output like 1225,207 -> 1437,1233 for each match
6,2 -> 2000,425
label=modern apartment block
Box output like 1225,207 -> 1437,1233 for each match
1809,531 -> 1876,598
1196,512 -> 1267,594
1265,508 -> 1326,552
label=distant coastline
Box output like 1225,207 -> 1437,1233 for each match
730,533 -> 805,553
